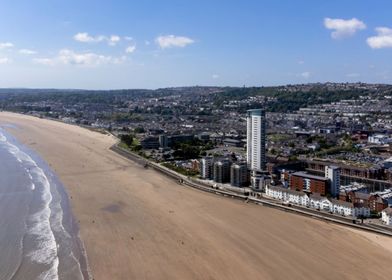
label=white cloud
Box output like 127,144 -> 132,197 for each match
300,72 -> 311,79
324,18 -> 366,39
33,58 -> 56,66
33,49 -> 126,67
74,32 -> 98,43
212,74 -> 219,79
367,27 -> 392,49
0,57 -> 11,64
346,73 -> 360,78
74,32 -> 121,46
155,35 -> 194,48
125,45 -> 136,53
0,42 -> 14,49
108,35 -> 121,46
124,36 -> 133,41
19,49 -> 37,55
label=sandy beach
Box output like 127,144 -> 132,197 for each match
1,111 -> 392,280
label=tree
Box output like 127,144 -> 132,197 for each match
134,126 -> 145,133
121,134 -> 134,147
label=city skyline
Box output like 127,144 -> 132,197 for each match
1,0 -> 392,89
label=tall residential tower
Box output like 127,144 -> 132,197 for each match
325,165 -> 341,198
246,109 -> 267,190
247,109 -> 266,171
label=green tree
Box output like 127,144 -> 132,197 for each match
134,126 -> 145,133
121,134 -> 134,147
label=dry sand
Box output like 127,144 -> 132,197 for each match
1,111 -> 392,280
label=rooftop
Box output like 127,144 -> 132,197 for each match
268,185 -> 307,196
382,208 -> 392,215
292,171 -> 329,181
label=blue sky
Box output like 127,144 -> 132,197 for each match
0,0 -> 391,89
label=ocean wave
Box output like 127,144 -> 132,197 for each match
0,131 -> 60,280
0,133 -> 7,142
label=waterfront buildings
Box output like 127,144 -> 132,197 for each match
140,136 -> 160,149
381,208 -> 392,226
266,185 -> 309,207
213,159 -> 231,183
200,156 -> 214,180
346,192 -> 388,213
325,166 -> 341,198
246,109 -> 266,171
230,162 -> 249,187
290,171 -> 329,195
265,185 -> 370,218
246,109 -> 267,190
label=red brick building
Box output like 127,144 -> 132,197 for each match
347,192 -> 388,213
290,172 -> 330,196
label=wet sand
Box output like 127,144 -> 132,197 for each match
1,111 -> 392,280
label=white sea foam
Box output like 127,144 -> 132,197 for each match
0,133 -> 6,142
0,130 -> 60,280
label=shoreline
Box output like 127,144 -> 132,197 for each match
0,126 -> 90,280
2,111 -> 392,280
55,169 -> 92,280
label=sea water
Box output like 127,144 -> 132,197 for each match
0,127 -> 89,280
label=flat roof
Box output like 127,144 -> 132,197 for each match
247,109 -> 265,116
223,138 -> 242,143
292,171 -> 329,181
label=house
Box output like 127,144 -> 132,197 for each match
330,199 -> 353,216
265,185 -> 309,207
330,199 -> 370,218
353,203 -> 371,218
368,134 -> 391,145
309,193 -> 332,211
381,208 -> 392,226
369,195 -> 388,212
266,185 -> 370,218
348,192 -> 387,213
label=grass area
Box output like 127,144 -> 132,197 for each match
268,133 -> 292,142
119,141 -> 148,159
315,145 -> 358,157
162,162 -> 199,177
118,141 -> 131,150
132,138 -> 140,146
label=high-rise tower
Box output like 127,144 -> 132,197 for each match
247,109 -> 266,171
247,109 -> 267,190
325,165 -> 341,198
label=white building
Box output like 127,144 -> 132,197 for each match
247,109 -> 267,190
325,165 -> 341,198
330,199 -> 354,216
353,205 -> 370,218
200,156 -> 214,180
381,208 -> 392,226
266,186 -> 369,218
309,194 -> 332,211
368,134 -> 392,145
265,185 -> 309,207
247,109 -> 266,171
